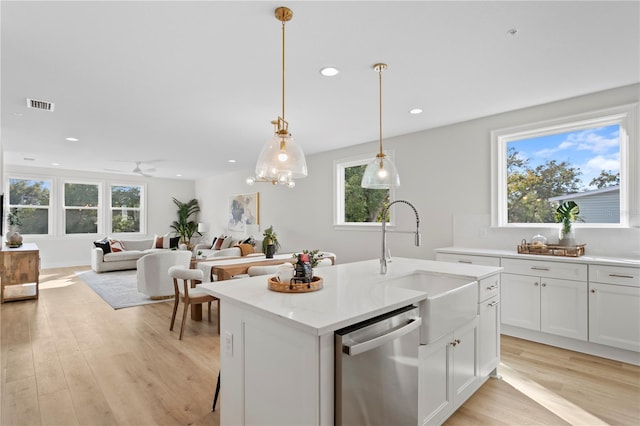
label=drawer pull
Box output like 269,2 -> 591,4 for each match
608,273 -> 634,279
531,267 -> 550,271
488,301 -> 499,307
541,283 -> 547,287
458,260 -> 472,264
486,284 -> 498,291
534,282 -> 539,286
591,289 -> 596,293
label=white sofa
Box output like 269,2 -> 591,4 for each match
137,250 -> 192,299
91,238 -> 183,273
192,237 -> 263,260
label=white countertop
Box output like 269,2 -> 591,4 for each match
435,247 -> 640,267
199,257 -> 502,336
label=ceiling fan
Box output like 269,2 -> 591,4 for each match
105,161 -> 156,177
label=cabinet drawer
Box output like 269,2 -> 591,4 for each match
501,258 -> 587,281
589,264 -> 640,287
436,253 -> 501,267
478,274 -> 500,302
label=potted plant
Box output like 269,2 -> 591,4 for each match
292,249 -> 321,268
262,226 -> 280,258
170,198 -> 201,249
6,209 -> 23,247
555,201 -> 581,246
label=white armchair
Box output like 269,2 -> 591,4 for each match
137,251 -> 192,299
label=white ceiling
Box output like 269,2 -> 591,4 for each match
2,1 -> 639,180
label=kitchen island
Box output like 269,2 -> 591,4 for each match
200,257 -> 502,425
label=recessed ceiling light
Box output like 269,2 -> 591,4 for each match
51,162 -> 60,166
176,174 -> 182,177
409,108 -> 423,115
507,28 -> 518,36
65,137 -> 79,141
320,67 -> 339,77
228,159 -> 237,163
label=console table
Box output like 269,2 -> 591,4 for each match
1,243 -> 40,303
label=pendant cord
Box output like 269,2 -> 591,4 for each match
378,67 -> 383,156
281,20 -> 286,123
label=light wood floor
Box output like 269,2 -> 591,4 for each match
1,267 -> 639,426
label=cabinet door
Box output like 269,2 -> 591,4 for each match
452,319 -> 479,405
501,273 -> 540,330
479,295 -> 500,377
419,336 -> 452,426
540,278 -> 588,341
589,282 -> 640,351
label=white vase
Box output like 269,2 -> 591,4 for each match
558,226 -> 576,246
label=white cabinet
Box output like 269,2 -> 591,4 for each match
419,318 -> 479,426
478,294 -> 500,377
435,252 -> 501,379
501,258 -> 588,341
589,264 -> 640,352
435,252 -> 501,267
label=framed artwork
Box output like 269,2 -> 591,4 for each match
228,192 -> 259,232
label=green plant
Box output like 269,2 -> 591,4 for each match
555,201 -> 581,236
170,198 -> 201,245
262,225 -> 281,253
7,209 -> 22,228
292,249 -> 321,268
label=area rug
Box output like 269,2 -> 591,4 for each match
75,270 -> 170,309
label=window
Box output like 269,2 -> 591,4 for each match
334,153 -> 393,228
64,182 -> 100,234
492,104 -> 637,227
111,184 -> 143,233
7,178 -> 51,235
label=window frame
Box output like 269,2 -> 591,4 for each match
109,183 -> 146,235
62,179 -> 102,235
6,176 -> 54,236
333,151 -> 396,230
491,103 -> 638,228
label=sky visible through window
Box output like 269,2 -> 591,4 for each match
509,124 -> 620,192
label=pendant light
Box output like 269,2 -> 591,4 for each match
247,6 -> 307,189
361,63 -> 400,189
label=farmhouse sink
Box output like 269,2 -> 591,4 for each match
384,271 -> 478,344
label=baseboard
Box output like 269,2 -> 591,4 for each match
501,324 -> 640,366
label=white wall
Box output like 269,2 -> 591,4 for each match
5,165 -> 196,268
196,84 -> 640,263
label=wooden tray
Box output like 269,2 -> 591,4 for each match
517,243 -> 586,257
268,276 -> 323,293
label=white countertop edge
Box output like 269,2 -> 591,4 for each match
435,247 -> 640,267
199,258 -> 502,336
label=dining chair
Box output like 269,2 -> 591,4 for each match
168,266 -> 218,339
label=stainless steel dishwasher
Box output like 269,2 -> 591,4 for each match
335,305 -> 422,426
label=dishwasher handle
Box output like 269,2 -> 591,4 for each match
342,317 -> 422,356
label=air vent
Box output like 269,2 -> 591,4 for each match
26,98 -> 55,111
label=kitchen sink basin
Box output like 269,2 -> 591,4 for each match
384,271 -> 478,344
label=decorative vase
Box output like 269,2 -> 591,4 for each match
558,226 -> 576,247
266,244 -> 275,259
5,231 -> 23,248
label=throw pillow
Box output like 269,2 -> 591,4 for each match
209,237 -> 218,250
169,236 -> 180,249
220,237 -> 235,249
213,236 -> 226,250
93,239 -> 111,254
109,239 -> 125,253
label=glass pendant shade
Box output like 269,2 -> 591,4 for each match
254,133 -> 308,181
361,155 -> 400,189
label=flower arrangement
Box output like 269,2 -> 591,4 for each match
292,249 -> 321,268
